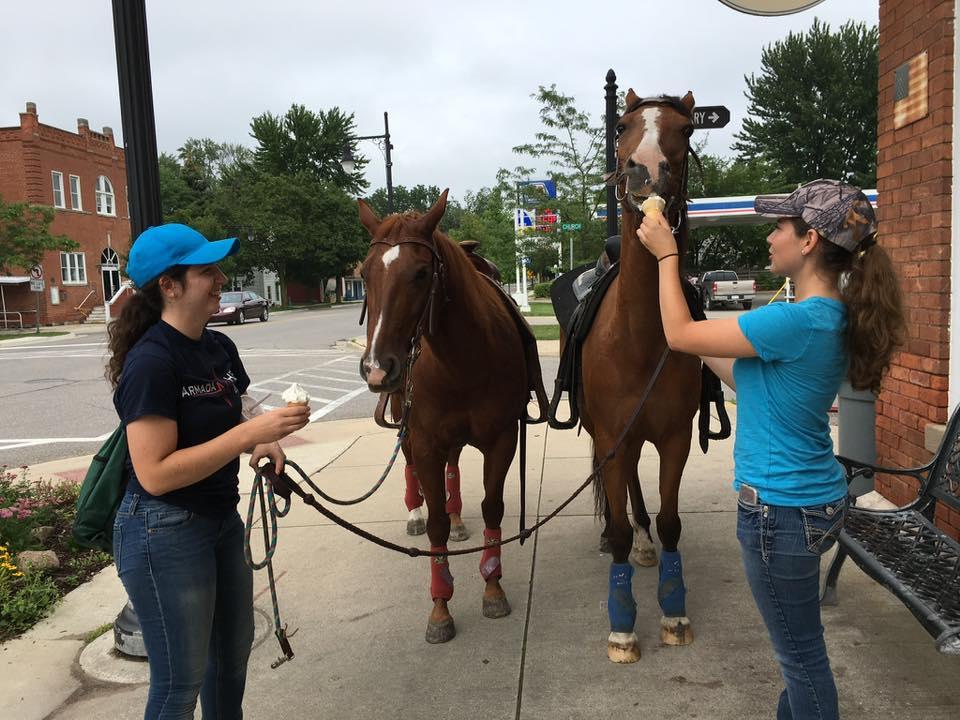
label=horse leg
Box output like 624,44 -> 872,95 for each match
478,429 -> 517,619
602,447 -> 643,663
654,432 -> 694,647
402,436 -> 426,536
416,448 -> 456,644
627,451 -> 657,567
446,445 -> 470,542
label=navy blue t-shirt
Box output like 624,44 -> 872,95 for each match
114,320 -> 250,517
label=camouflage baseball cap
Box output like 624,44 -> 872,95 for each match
754,179 -> 877,252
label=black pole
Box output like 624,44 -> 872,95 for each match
383,112 -> 394,214
112,0 -> 162,238
604,69 -> 618,238
110,0 -> 162,659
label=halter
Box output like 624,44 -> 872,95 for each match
608,96 -> 703,236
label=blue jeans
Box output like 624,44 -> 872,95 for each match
737,492 -> 847,720
113,492 -> 254,720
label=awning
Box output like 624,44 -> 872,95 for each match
0,276 -> 29,284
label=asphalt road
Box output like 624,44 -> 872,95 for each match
0,296 -> 768,470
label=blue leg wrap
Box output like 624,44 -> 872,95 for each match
658,550 -> 687,617
608,562 -> 636,633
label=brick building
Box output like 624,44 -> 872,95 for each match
0,102 -> 130,325
875,0 -> 959,538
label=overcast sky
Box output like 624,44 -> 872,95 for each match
1,0 -> 878,202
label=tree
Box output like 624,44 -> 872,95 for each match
686,152 -> 773,273
250,104 -> 367,195
0,196 -> 76,274
448,182 -> 517,278
365,184 -> 464,233
734,19 -> 878,188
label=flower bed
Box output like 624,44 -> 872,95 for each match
0,466 -> 113,641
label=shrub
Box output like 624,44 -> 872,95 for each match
532,282 -> 553,299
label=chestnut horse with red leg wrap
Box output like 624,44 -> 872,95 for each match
358,190 -> 534,643
580,91 -> 701,663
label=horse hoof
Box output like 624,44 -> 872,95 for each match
606,632 -> 641,663
449,522 -> 470,542
630,546 -> 657,567
406,518 -> 427,536
598,536 -> 612,554
482,595 -> 511,619
425,618 -> 456,644
660,616 -> 693,646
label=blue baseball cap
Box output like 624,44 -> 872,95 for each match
126,224 -> 239,287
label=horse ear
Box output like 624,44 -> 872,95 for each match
625,88 -> 639,108
420,188 -> 449,234
680,91 -> 696,114
357,199 -> 381,237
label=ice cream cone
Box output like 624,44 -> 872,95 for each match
281,382 -> 310,407
641,194 -> 665,218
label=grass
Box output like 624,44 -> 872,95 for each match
523,302 -> 557,318
83,622 -> 114,644
0,331 -> 69,341
531,324 -> 561,341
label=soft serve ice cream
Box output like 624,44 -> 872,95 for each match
281,383 -> 310,407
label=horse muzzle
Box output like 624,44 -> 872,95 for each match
360,355 -> 402,393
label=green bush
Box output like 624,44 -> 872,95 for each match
752,270 -> 785,291
0,568 -> 60,638
532,282 -> 553,299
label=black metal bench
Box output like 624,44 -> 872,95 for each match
821,405 -> 960,654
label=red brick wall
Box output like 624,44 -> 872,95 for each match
0,104 -> 130,325
875,0 -> 959,537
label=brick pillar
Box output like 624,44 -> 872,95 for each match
875,0 -> 955,507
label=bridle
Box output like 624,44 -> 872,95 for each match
358,232 -> 447,430
608,96 -> 703,236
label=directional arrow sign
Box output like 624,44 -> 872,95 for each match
691,106 -> 730,129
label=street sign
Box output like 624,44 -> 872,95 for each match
30,265 -> 43,280
30,279 -> 45,292
692,106 -> 730,130
561,223 -> 582,231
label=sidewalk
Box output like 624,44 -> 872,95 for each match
2,408 -> 957,719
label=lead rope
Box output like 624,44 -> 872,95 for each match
244,471 -> 297,668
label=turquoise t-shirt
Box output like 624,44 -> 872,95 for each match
732,297 -> 848,506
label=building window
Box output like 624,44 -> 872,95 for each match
95,176 -> 115,216
51,171 -> 65,208
60,252 -> 87,285
69,175 -> 82,211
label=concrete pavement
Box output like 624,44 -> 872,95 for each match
2,407 -> 958,719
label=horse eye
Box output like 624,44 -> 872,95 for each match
413,268 -> 429,283
682,125 -> 694,138
615,124 -> 626,137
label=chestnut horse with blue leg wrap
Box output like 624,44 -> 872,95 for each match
580,90 -> 701,662
358,190 -> 538,643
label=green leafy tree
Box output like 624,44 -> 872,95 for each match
687,152 -> 774,273
449,183 -> 517,278
365,184 -> 464,233
250,104 -> 367,195
734,19 -> 878,187
0,196 -> 76,273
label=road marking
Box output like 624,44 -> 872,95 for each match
0,431 -> 113,452
310,386 -> 369,421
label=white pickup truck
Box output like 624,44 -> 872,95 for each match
698,270 -> 756,310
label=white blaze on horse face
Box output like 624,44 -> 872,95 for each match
382,245 -> 401,268
628,107 -> 666,177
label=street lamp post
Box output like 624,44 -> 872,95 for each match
341,111 -> 394,213
605,69 -> 619,239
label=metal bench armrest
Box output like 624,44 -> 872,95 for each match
835,454 -> 932,487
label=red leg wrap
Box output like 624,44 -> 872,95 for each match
445,465 -> 462,515
480,528 -> 503,581
404,465 -> 423,512
430,546 -> 454,600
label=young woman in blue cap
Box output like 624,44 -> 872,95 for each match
637,180 -> 905,720
107,223 -> 310,719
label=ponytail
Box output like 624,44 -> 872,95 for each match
106,266 -> 187,387
809,225 -> 905,394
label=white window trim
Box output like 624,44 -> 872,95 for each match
69,175 -> 82,211
60,252 -> 87,285
51,171 -> 65,209
95,176 -> 116,217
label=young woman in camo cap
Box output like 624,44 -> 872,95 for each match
637,179 -> 905,720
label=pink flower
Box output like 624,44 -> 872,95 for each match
0,508 -> 12,519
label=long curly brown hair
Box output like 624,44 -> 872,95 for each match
791,218 -> 905,393
106,266 -> 188,387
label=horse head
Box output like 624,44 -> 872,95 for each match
356,189 -> 449,392
615,89 -> 695,216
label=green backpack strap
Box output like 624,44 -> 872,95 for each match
72,426 -> 129,554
